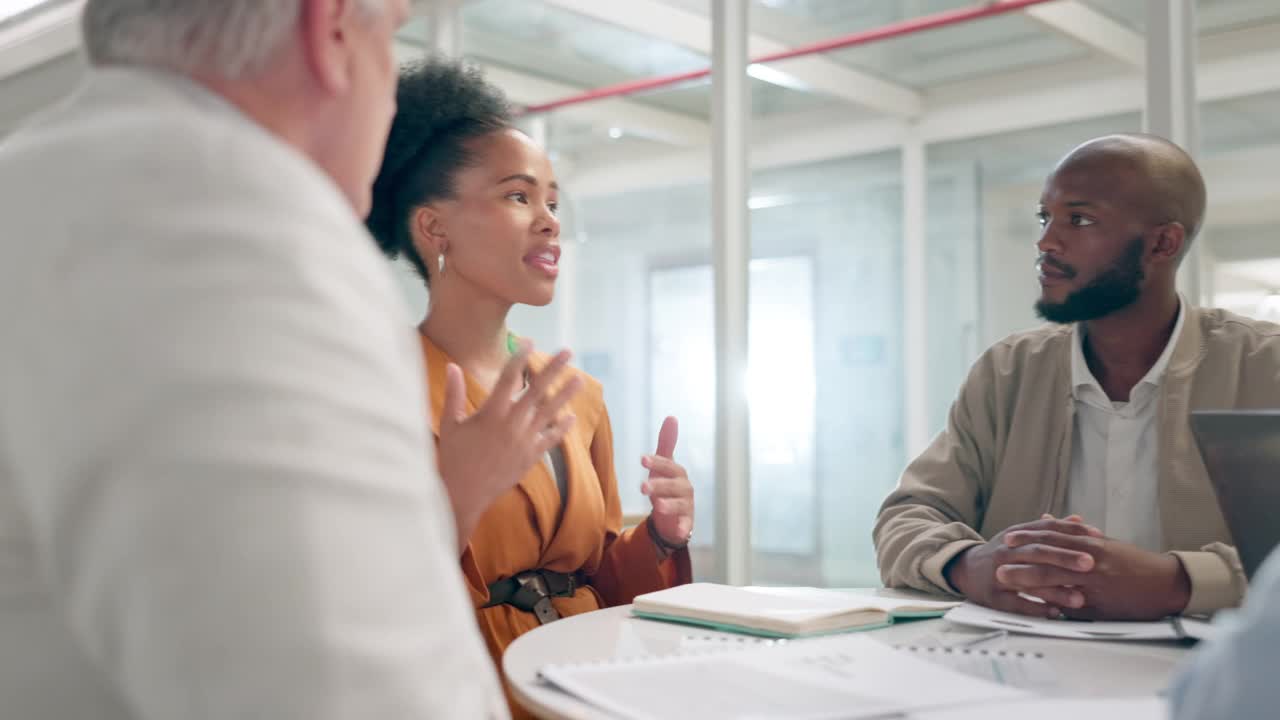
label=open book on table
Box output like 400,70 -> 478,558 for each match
631,583 -> 961,638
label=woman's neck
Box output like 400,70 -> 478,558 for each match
419,282 -> 514,390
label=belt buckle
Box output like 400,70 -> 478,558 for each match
515,571 -> 549,595
515,571 -> 561,624
533,596 -> 559,624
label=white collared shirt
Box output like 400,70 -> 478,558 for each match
1065,298 -> 1185,552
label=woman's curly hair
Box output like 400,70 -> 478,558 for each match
366,58 -> 514,284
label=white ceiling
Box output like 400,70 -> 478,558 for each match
2,0 -> 1278,292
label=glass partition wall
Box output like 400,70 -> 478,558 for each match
386,0 -> 1264,586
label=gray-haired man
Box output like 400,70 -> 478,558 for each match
0,1 -> 505,717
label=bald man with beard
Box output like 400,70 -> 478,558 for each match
875,133 -> 1280,621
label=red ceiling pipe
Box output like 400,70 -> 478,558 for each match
520,0 -> 1060,115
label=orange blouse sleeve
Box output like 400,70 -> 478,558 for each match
585,405 -> 691,605
459,547 -> 491,607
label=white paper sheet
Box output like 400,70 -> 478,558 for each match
677,633 -> 1059,693
892,644 -> 1059,692
539,633 -> 1027,720
945,602 -> 1209,640
912,696 -> 1167,720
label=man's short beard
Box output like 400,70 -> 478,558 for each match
1035,236 -> 1145,324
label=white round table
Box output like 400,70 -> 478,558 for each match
503,591 -> 1194,720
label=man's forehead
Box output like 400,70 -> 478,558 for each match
1041,162 -> 1137,205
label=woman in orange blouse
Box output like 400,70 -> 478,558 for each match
365,60 -> 694,711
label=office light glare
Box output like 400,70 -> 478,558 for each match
747,63 -> 809,92
0,0 -> 49,24
747,194 -> 793,210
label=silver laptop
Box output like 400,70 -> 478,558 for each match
1190,410 -> 1280,581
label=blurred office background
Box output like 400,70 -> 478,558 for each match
4,0 -> 1278,587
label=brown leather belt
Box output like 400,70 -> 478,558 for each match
483,569 -> 585,625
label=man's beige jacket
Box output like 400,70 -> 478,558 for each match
875,307 -> 1280,614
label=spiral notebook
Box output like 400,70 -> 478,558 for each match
892,644 -> 1057,691
678,634 -> 1059,692
537,634 -> 1028,720
631,583 -> 961,638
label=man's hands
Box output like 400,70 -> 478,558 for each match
946,517 -> 1102,618
946,514 -> 1192,621
997,525 -> 1191,620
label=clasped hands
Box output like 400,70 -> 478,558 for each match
945,514 -> 1192,621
